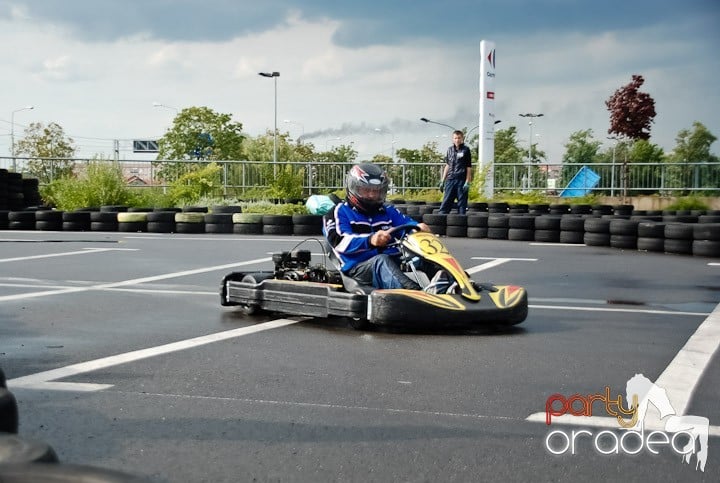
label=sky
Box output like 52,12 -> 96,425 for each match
1,0 -> 718,166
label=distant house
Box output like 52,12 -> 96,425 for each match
126,175 -> 148,186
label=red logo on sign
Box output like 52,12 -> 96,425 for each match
487,92 -> 495,99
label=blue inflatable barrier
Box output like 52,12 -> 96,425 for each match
560,166 -> 601,197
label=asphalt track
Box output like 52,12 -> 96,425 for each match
1,230 -> 718,482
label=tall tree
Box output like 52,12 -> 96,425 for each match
665,121 -> 718,192
560,129 -> 602,187
15,122 -> 76,182
606,75 -> 657,140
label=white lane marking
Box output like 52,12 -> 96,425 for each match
8,318 -> 306,391
526,301 -> 720,427
529,304 -> 709,317
0,247 -> 138,264
0,256 -> 271,303
466,257 -> 537,274
710,263 -> 720,267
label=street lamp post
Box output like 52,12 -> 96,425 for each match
519,113 -> 543,190
11,105 -> 34,172
152,101 -> 179,114
259,72 -> 280,176
420,117 -> 456,130
607,136 -> 620,197
374,128 -> 396,161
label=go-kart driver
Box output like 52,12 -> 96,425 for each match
323,163 -> 432,290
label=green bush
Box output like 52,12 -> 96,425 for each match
167,162 -> 223,205
241,201 -> 309,215
665,196 -> 709,211
42,162 -> 139,210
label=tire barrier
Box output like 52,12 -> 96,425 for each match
1,204 -> 718,257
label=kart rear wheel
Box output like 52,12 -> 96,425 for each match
239,273 -> 273,315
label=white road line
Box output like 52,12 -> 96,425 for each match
710,263 -> 720,267
0,256 -> 271,303
8,318 -> 306,391
529,304 -> 709,317
526,301 -> 720,428
0,247 -> 137,264
466,257 -> 537,274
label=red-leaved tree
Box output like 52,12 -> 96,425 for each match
605,75 -> 657,140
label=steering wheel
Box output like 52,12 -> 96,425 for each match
382,223 -> 422,248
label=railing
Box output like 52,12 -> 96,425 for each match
1,157 -> 718,196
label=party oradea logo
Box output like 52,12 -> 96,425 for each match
544,374 -> 709,472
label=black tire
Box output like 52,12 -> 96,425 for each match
263,224 -> 293,235
127,207 -> 153,213
91,211 -> 118,222
699,215 -> 720,223
584,232 -> 610,246
90,222 -> 118,232
211,205 -> 243,214
609,219 -> 639,236
466,227 -> 488,238
238,273 -> 273,315
35,221 -> 62,231
508,215 -> 535,229
693,223 -> 720,241
445,225 -> 467,237
508,228 -> 534,241
62,211 -> 91,223
262,215 -> 292,225
62,221 -> 90,232
664,239 -> 693,255
146,211 -> 177,223
426,224 -> 446,236
467,214 -> 489,227
35,210 -> 63,223
665,223 -> 693,240
8,221 -> 34,230
8,211 -> 34,222
0,434 -> 59,463
637,237 -> 665,252
147,222 -> 175,233
559,216 -> 585,232
293,224 -> 323,236
204,213 -> 233,224
0,367 -> 6,387
182,206 -> 208,213
422,214 -> 447,225
610,234 -> 637,249
292,214 -> 323,226
693,240 -> 720,257
559,230 -> 584,244
534,230 -> 560,243
233,223 -> 262,234
100,205 -> 128,212
487,227 -> 508,239
153,207 -> 182,212
534,216 -> 562,231
176,222 -> 205,234
446,214 -> 468,226
584,218 -> 611,233
549,204 -> 570,215
205,223 -> 233,234
638,222 -> 666,238
570,204 -> 592,214
0,387 -> 18,433
487,215 -> 508,228
118,222 -> 147,232
488,202 -> 508,213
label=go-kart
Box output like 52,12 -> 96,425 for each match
220,224 -> 528,329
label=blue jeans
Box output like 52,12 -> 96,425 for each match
347,254 -> 421,290
439,179 -> 468,214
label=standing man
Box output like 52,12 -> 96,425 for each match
438,130 -> 472,215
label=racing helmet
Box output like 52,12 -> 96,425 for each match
346,163 -> 389,213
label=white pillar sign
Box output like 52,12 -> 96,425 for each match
479,40 -> 496,199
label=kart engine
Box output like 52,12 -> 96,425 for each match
272,250 -> 342,284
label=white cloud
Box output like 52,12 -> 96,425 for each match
0,8 -> 717,166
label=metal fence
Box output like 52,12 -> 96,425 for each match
2,157 -> 718,196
